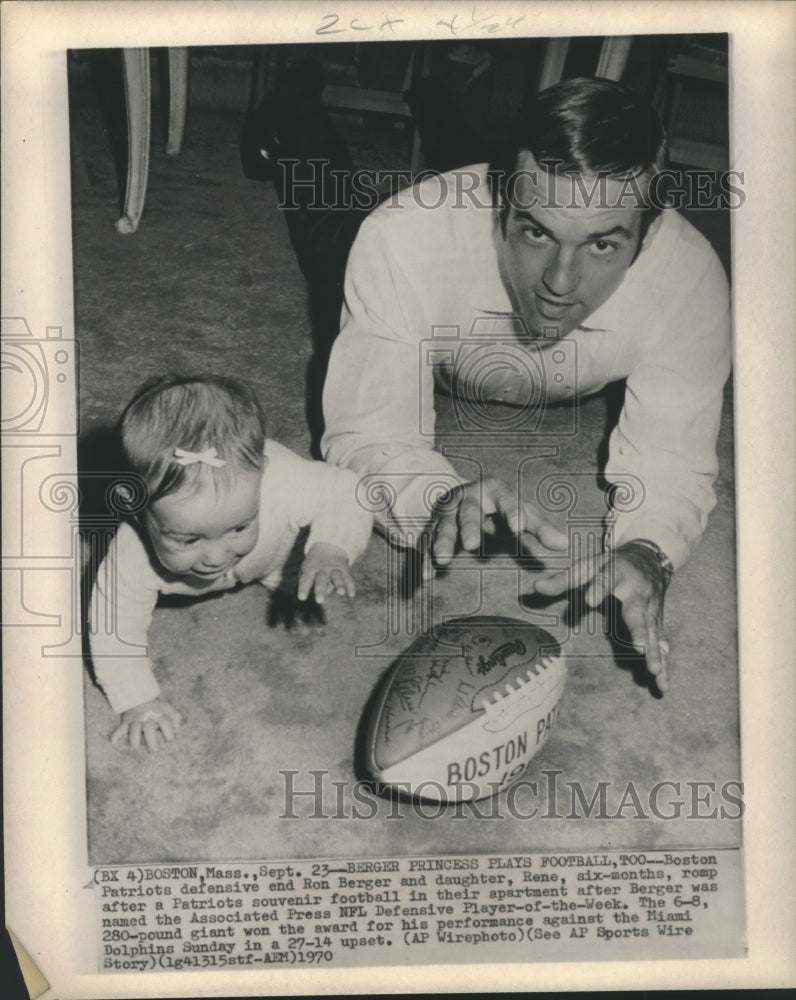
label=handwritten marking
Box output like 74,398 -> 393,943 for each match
437,8 -> 527,35
316,13 -> 406,36
315,8 -> 525,38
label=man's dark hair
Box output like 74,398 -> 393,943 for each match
491,76 -> 669,226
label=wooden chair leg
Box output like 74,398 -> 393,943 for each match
165,46 -> 189,156
537,38 -> 570,91
596,36 -> 632,82
115,48 -> 150,234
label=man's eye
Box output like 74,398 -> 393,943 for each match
523,226 -> 551,243
590,240 -> 618,255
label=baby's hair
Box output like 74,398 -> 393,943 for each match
120,375 -> 267,504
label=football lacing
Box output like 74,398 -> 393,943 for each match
485,655 -> 560,707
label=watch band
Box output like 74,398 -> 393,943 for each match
624,538 -> 675,588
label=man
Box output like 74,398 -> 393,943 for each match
322,77 -> 731,694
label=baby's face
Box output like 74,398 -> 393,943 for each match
144,470 -> 262,581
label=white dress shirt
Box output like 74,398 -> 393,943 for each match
322,165 -> 731,572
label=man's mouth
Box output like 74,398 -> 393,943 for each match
534,292 -> 576,321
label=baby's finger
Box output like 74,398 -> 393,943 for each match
111,722 -> 128,745
164,705 -> 183,728
330,568 -> 355,597
143,721 -> 161,753
158,717 -> 176,743
297,560 -> 319,601
313,570 -> 331,604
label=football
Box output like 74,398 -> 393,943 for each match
365,616 -> 566,803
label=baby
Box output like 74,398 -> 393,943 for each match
88,375 -> 373,751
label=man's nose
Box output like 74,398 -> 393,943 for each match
542,248 -> 578,297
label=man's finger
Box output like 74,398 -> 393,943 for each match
420,545 -> 435,581
433,510 -> 460,566
159,718 -> 176,743
651,657 -> 669,692
483,479 -> 518,531
517,503 -> 568,551
457,494 -> 485,551
621,600 -> 652,656
620,601 -> 668,690
639,619 -> 669,691
129,722 -> 142,749
533,555 -> 606,597
532,568 -> 571,596
584,569 -> 609,608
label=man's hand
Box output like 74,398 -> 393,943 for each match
111,698 -> 183,751
424,478 -> 568,579
298,542 -> 356,604
533,541 -> 671,692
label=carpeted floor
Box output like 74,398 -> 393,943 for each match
71,59 -> 740,865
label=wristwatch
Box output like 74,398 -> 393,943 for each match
623,538 -> 675,590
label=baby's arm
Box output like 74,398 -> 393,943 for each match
90,524 -> 180,750
296,458 -> 373,604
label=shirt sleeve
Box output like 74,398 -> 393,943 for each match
605,254 -> 732,571
88,523 -> 162,715
321,213 -> 465,544
301,462 -> 374,565
263,441 -> 374,566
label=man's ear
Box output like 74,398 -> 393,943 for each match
640,212 -> 663,252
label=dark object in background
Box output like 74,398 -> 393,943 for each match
241,57 -> 362,287
240,58 -> 380,452
407,43 -> 498,173
240,51 -> 506,450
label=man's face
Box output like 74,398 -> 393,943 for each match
501,152 -> 660,338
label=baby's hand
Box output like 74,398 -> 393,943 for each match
111,698 -> 183,752
298,542 -> 356,605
